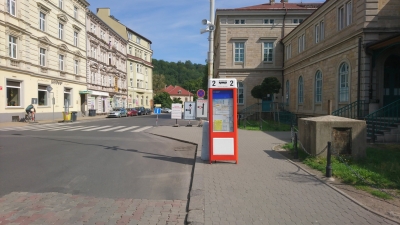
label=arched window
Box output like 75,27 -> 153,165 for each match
315,70 -> 322,103
285,80 -> 290,106
339,63 -> 349,102
298,76 -> 304,104
237,82 -> 244,104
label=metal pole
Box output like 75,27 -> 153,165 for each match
326,142 -> 332,178
156,114 -> 158,127
52,92 -> 54,121
294,133 -> 298,159
208,0 -> 214,80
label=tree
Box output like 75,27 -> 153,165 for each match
172,97 -> 182,104
153,92 -> 172,108
153,74 -> 166,94
251,77 -> 281,100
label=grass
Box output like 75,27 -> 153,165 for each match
282,143 -> 400,199
238,119 -> 292,131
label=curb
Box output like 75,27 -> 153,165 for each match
272,144 -> 400,225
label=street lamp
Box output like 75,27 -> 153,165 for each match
200,0 -> 215,81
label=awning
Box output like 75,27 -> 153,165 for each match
79,90 -> 92,94
90,90 -> 109,96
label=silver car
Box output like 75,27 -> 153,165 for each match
107,108 -> 128,118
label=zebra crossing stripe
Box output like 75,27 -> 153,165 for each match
131,126 -> 152,132
114,126 -> 139,132
81,126 -> 110,131
99,126 -> 125,132
64,126 -> 95,131
43,126 -> 76,131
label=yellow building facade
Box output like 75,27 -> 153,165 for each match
0,0 -> 89,122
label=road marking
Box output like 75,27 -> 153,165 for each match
43,126 -> 76,131
63,126 -> 93,131
114,126 -> 139,132
80,126 -> 109,131
131,126 -> 152,132
99,126 -> 125,132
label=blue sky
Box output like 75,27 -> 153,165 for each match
88,0 -> 323,65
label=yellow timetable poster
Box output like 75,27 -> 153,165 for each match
214,120 -> 223,131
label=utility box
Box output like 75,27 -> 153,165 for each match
298,115 -> 366,159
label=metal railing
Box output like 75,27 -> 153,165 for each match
365,99 -> 400,141
332,100 -> 368,119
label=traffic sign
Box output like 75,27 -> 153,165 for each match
184,102 -> 196,120
197,89 -> 205,98
154,108 -> 161,114
196,99 -> 208,118
46,86 -> 53,92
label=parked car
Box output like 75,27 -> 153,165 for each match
162,108 -> 172,113
144,108 -> 152,115
135,107 -> 146,115
127,108 -> 138,117
107,107 -> 127,118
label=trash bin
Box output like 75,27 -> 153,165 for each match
62,112 -> 72,121
89,109 -> 96,117
71,111 -> 78,122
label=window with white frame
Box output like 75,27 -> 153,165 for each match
263,42 -> 274,62
130,62 -> 133,71
130,78 -> 133,87
7,0 -> 16,16
129,46 -> 132,54
58,23 -> 64,39
285,80 -> 290,105
339,63 -> 349,102
9,35 -> 17,59
237,82 -> 244,104
234,19 -> 245,24
59,54 -> 64,71
128,32 -> 132,40
346,1 -> 352,26
320,21 -> 325,41
109,76 -> 112,87
6,80 -> 21,106
74,31 -> 78,46
146,96 -> 148,106
39,48 -> 46,66
234,42 -> 245,62
64,88 -> 72,107
137,79 -> 140,88
298,76 -> 304,104
108,53 -> 111,65
315,70 -> 322,103
338,1 -> 352,30
136,37 -> 140,44
264,19 -> 274,24
136,64 -> 139,73
144,53 -> 147,61
298,34 -> 305,53
39,12 -> 46,31
315,24 -> 320,43
73,6 -> 78,19
59,0 -> 63,9
293,19 -> 304,24
338,6 -> 345,30
286,44 -> 291,60
38,85 -> 48,106
74,60 -> 78,74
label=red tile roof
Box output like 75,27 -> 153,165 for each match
164,85 -> 193,96
217,2 -> 323,11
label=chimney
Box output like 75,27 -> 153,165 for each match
270,0 -> 275,4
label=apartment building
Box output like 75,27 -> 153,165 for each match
213,0 -> 321,112
96,8 -> 154,109
0,0 -> 89,122
85,11 -> 127,113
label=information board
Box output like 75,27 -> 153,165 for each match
196,99 -> 208,118
184,102 -> 196,120
212,90 -> 233,132
171,103 -> 182,119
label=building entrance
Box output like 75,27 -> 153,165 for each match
383,55 -> 400,105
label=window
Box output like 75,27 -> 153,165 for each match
6,80 -> 21,106
145,68 -> 147,75
7,0 -> 16,16
64,88 -> 71,107
74,31 -> 78,46
59,55 -> 64,71
59,0 -> 63,9
9,35 -> 17,59
39,12 -> 46,31
320,21 -> 325,41
74,60 -> 78,74
39,48 -> 46,66
144,53 -> 147,61
130,78 -> 133,87
128,32 -> 132,40
339,63 -> 349,102
286,44 -> 291,60
130,62 -> 133,71
315,71 -> 322,103
298,34 -> 305,53
263,42 -> 273,62
298,76 -> 304,104
108,53 -> 111,65
141,96 -> 143,105
285,80 -> 290,106
137,79 -> 140,88
293,19 -> 303,24
338,6 -> 345,30
346,1 -> 352,26
38,85 -> 48,106
338,2 -> 352,30
58,23 -> 64,39
74,6 -> 78,19
129,46 -> 132,54
234,19 -> 245,24
315,24 -> 320,43
136,64 -> 139,73
237,82 -> 244,104
136,37 -> 140,44
264,19 -> 274,24
234,42 -> 244,62
146,97 -> 148,106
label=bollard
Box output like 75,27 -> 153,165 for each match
326,142 -> 332,178
294,133 -> 298,159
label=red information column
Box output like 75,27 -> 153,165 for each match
208,78 -> 238,164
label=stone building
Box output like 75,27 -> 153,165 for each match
85,10 -> 127,114
213,0 -> 321,112
0,0 -> 89,122
96,8 -> 154,109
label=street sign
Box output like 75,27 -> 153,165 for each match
197,89 -> 205,98
171,103 -> 182,119
196,99 -> 208,118
154,108 -> 161,114
184,102 -> 196,120
46,86 -> 53,92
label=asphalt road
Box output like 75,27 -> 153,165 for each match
0,113 -> 197,200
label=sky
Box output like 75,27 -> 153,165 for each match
88,0 -> 323,65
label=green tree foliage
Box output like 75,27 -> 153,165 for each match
153,74 -> 166,94
251,77 -> 281,100
172,97 -> 182,104
153,92 -> 173,108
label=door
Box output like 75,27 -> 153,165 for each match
80,94 -> 86,115
383,55 -> 400,105
262,94 -> 273,112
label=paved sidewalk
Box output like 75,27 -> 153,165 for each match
148,126 -> 399,225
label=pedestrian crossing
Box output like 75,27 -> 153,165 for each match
0,123 -> 153,133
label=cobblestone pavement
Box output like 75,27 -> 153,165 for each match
0,192 -> 186,225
